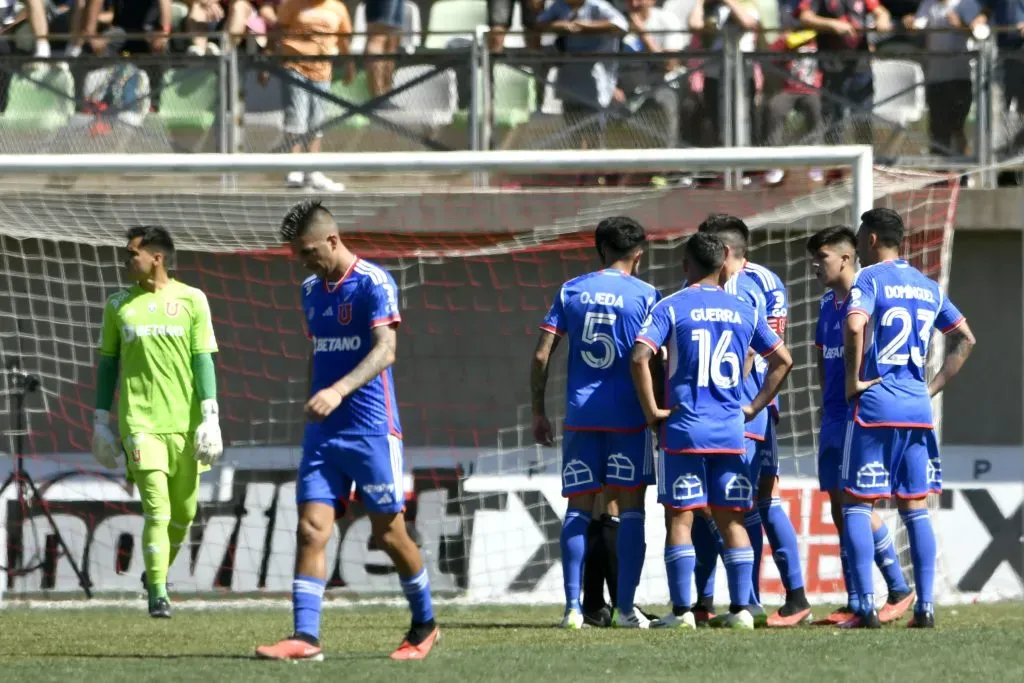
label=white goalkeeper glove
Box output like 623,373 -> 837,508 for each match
91,409 -> 120,470
194,399 -> 224,466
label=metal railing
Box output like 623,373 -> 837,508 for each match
0,29 -> 1020,186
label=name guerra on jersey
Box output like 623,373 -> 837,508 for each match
579,291 -> 625,307
313,335 -> 362,353
883,284 -> 936,302
690,308 -> 742,323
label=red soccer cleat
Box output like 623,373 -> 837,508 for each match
879,591 -> 915,624
812,607 -> 857,626
767,606 -> 812,628
390,626 -> 440,661
255,636 -> 324,662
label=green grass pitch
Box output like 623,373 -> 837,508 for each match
1,603 -> 1023,682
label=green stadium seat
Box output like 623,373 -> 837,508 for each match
425,0 -> 488,50
1,65 -> 75,132
159,68 -> 218,132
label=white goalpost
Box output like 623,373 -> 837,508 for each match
0,146 -> 966,607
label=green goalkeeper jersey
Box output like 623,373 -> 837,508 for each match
99,279 -> 218,436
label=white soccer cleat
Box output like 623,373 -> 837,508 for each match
613,607 -> 651,629
560,607 -> 584,629
651,611 -> 696,630
307,172 -> 345,192
726,609 -> 755,630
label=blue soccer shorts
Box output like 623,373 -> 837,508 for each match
658,453 -> 755,511
561,429 -> 655,498
841,423 -> 942,500
298,431 -> 405,514
817,418 -> 848,492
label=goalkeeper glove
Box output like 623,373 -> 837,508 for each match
91,409 -> 120,470
194,399 -> 224,466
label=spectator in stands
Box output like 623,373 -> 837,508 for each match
364,0 -> 403,99
877,0 -> 924,51
906,0 -> 986,160
187,1 -> 278,56
763,28 -> 825,185
689,0 -> 760,146
797,0 -> 892,148
488,0 -> 542,53
1,0 -> 81,58
981,0 -> 1024,181
271,0 -> 353,191
616,0 -> 685,148
535,0 -> 629,149
83,0 -> 171,56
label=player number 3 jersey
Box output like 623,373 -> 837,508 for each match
303,258 -> 403,438
99,280 -> 218,436
637,285 -> 782,454
847,259 -> 965,428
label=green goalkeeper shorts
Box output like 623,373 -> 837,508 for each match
123,432 -> 211,476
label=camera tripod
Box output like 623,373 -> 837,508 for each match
1,358 -> 92,597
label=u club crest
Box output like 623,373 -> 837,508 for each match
338,303 -> 352,325
165,301 -> 180,317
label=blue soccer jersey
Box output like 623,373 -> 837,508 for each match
815,289 -> 850,425
725,271 -> 769,441
636,285 -> 782,454
846,260 -> 965,428
541,269 -> 660,432
302,258 -> 403,438
742,261 -> 788,422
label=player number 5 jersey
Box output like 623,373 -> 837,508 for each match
847,259 -> 965,428
636,285 -> 782,454
541,269 -> 660,431
303,258 -> 403,438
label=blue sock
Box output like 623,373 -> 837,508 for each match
873,522 -> 910,593
691,516 -> 719,604
561,509 -> 591,611
840,547 -> 860,613
900,509 -> 936,613
616,510 -> 646,614
842,504 -> 876,614
293,575 -> 326,640
665,544 -> 696,610
400,568 -> 434,624
760,497 -> 804,591
743,510 -> 764,603
722,547 -> 754,610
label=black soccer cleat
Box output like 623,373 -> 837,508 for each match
582,605 -> 612,628
838,608 -> 881,630
149,597 -> 172,619
907,611 -> 935,629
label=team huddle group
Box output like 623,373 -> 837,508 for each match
530,210 -> 975,631
88,199 -> 973,662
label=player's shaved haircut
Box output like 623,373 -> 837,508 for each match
684,232 -> 725,280
860,208 -> 904,248
594,216 -> 647,263
126,225 -> 174,257
806,225 -> 856,254
280,199 -> 337,241
697,213 -> 749,258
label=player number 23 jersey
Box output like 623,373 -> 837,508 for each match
847,259 -> 965,428
99,280 -> 218,436
303,258 -> 403,438
637,285 -> 782,454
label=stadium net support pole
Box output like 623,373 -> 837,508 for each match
0,145 -> 876,182
2,359 -> 93,599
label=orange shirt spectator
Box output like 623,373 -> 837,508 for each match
278,0 -> 352,83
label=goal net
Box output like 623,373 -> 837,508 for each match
0,148 -> 961,606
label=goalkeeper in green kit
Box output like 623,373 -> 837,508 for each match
91,226 -> 223,618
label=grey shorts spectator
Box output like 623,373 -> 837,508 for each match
366,0 -> 403,27
488,0 -> 539,28
283,73 -> 330,138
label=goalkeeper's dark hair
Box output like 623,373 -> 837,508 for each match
859,207 -> 904,248
126,226 -> 174,257
697,213 -> 750,258
594,216 -> 647,264
806,225 -> 856,254
684,232 -> 725,280
280,199 -> 335,242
